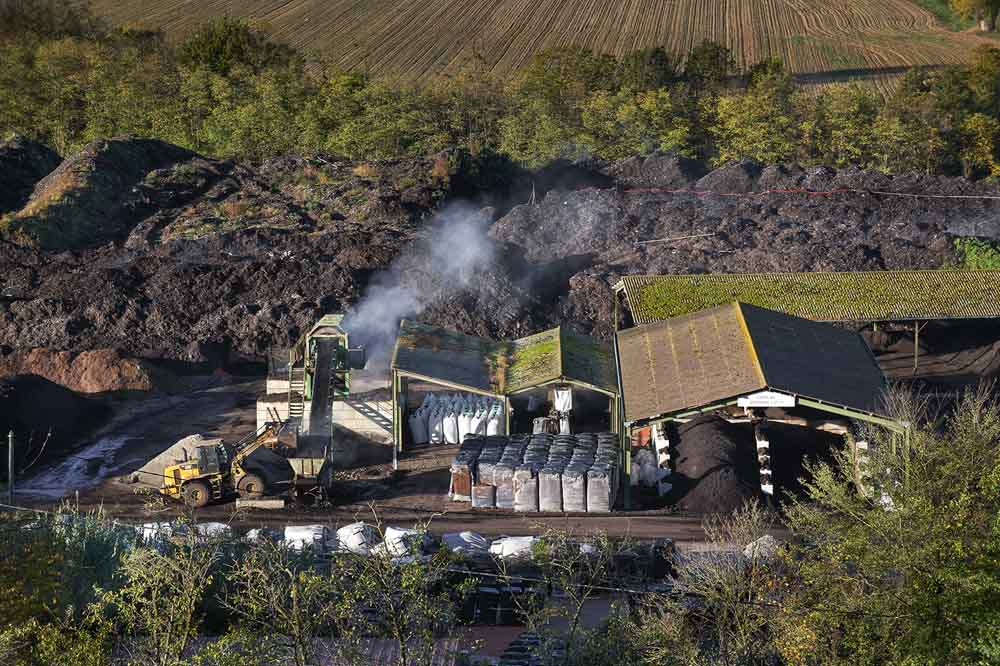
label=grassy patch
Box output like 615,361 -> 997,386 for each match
908,0 -> 972,31
955,238 -> 1000,269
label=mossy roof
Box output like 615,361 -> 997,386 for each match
616,270 -> 1000,325
616,302 -> 888,423
391,321 -> 617,397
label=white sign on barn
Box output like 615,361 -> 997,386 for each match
737,391 -> 797,408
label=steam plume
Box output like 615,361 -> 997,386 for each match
342,202 -> 495,372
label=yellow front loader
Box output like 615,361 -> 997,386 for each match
160,422 -> 286,508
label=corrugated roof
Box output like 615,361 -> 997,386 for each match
391,321 -> 505,395
616,303 -> 887,423
391,321 -> 617,396
616,270 -> 1000,325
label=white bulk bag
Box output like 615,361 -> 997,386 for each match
285,525 -> 329,551
486,409 -> 501,436
374,526 -> 429,558
429,408 -> 444,444
442,531 -> 489,555
489,536 -> 538,560
408,411 -> 429,445
444,409 -> 460,444
458,410 -> 474,441
336,522 -> 379,556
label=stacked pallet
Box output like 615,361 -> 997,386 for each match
450,433 -> 621,513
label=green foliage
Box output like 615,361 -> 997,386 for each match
581,88 -> 692,160
781,388 -> 1000,665
93,526 -> 220,666
178,17 -> 297,76
219,539 -> 355,666
913,0 -> 975,30
616,47 -> 679,91
955,237 -> 1000,268
340,520 -> 474,666
0,0 -> 104,39
802,84 -> 881,168
683,40 -> 735,89
7,14 -> 1000,176
0,618 -> 111,666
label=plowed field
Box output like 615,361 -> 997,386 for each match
83,1 -> 1000,89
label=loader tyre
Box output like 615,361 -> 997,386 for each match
183,481 -> 211,508
238,473 -> 265,498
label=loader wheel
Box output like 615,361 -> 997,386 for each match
183,481 -> 211,508
238,473 -> 265,499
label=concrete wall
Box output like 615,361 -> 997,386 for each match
266,378 -> 290,394
332,400 -> 393,443
257,395 -> 393,442
256,397 -> 290,430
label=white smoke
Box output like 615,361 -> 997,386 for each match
342,202 -> 495,373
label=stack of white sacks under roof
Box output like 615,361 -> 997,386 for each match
451,432 -> 620,513
407,392 -> 506,446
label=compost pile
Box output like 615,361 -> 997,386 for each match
670,416 -> 762,514
2,138 -> 998,364
766,423 -> 842,499
0,374 -> 110,477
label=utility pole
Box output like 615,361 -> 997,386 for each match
7,430 -> 13,505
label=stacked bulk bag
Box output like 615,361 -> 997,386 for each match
450,432 -> 622,513
539,464 -> 564,512
513,464 -> 539,512
562,466 -> 588,512
586,465 -> 613,513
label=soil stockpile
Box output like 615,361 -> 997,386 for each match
0,135 -> 62,214
1,141 -> 999,364
670,416 -> 763,514
0,347 -> 170,393
765,423 -> 842,500
0,374 -> 110,479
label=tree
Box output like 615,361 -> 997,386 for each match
340,518 -> 473,666
951,0 -> 1000,30
0,0 -> 104,39
959,112 -> 1000,177
178,17 -> 298,76
219,538 -> 359,666
712,89 -> 799,165
683,40 -> 735,90
779,388 -> 1000,665
640,500 -> 783,666
967,45 -> 1000,116
93,524 -> 221,666
617,47 -> 679,91
803,84 -> 880,168
581,88 -> 691,160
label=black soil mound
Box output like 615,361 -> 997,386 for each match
1,139 -> 999,363
0,374 -> 110,479
0,135 -> 61,214
766,423 -> 842,501
670,415 -> 763,514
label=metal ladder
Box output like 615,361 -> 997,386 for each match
288,370 -> 305,422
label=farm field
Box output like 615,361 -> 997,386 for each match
89,0 -> 995,89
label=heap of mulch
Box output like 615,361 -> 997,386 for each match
669,415 -> 762,515
766,422 -> 842,500
0,374 -> 110,478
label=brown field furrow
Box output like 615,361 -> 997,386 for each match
88,0 -> 994,89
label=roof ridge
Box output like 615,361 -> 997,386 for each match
734,302 -> 767,387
